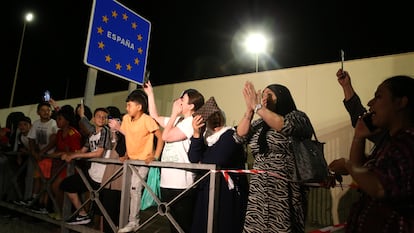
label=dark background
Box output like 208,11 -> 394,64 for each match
3,0 -> 414,108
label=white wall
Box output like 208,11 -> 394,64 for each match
2,52 -> 414,136
147,51 -> 414,133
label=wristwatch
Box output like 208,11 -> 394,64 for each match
254,103 -> 262,114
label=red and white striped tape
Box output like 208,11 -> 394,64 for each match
212,169 -> 352,189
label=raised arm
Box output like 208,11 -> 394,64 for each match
162,98 -> 188,142
239,81 -> 285,132
143,81 -> 166,127
77,104 -> 95,135
337,69 -> 356,101
337,69 -> 367,127
237,82 -> 254,137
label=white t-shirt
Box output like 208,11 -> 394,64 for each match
87,126 -> 111,183
27,119 -> 58,154
160,116 -> 195,189
19,134 -> 30,150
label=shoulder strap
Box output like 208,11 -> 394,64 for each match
304,113 -> 320,142
310,123 -> 319,142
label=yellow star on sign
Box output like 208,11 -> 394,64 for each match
102,15 -> 109,23
137,34 -> 143,41
105,55 -> 111,63
98,41 -> 105,50
126,64 -> 132,71
97,26 -> 104,35
122,13 -> 128,21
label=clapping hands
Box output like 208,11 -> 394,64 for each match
243,81 -> 261,111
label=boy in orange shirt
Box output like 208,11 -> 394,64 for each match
109,89 -> 164,232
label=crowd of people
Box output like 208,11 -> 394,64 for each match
0,69 -> 413,233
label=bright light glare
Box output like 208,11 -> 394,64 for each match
25,13 -> 34,22
244,33 -> 267,54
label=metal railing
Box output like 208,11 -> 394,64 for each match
0,155 -> 217,233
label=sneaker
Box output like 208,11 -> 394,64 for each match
19,198 -> 36,207
13,200 -> 24,206
118,221 -> 139,232
65,214 -> 91,225
29,206 -> 48,214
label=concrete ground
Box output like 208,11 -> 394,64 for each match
0,204 -> 170,233
0,202 -> 336,233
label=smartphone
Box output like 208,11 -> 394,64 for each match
362,112 -> 377,132
80,98 -> 84,106
43,90 -> 50,102
144,70 -> 150,83
340,49 -> 345,72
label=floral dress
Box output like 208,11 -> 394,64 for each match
346,128 -> 414,233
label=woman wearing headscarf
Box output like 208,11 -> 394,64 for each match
236,81 -> 313,233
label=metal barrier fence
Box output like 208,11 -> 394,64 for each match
0,154 -> 217,233
1,122 -> 366,232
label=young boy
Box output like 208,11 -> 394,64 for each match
5,116 -> 32,203
26,102 -> 58,214
59,107 -> 112,225
15,116 -> 33,200
15,116 -> 32,165
109,89 -> 164,232
16,116 -> 32,154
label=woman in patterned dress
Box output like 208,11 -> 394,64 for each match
236,81 -> 313,233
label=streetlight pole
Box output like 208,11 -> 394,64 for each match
244,32 -> 267,73
9,13 -> 33,108
255,52 -> 259,72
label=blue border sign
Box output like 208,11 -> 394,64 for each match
84,0 -> 151,84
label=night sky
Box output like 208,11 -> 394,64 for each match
3,0 -> 414,108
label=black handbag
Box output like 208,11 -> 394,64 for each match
291,125 -> 329,183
